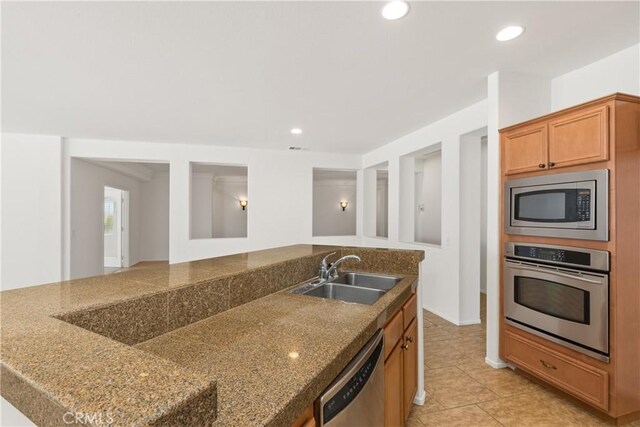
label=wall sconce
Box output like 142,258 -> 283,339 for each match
339,201 -> 348,211
239,199 -> 248,210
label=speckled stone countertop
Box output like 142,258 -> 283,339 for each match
0,245 -> 423,426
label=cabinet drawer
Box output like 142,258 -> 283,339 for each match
505,331 -> 609,411
384,311 -> 403,360
402,293 -> 417,331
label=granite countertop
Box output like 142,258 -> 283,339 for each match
0,244 -> 422,426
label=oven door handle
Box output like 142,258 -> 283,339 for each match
507,262 -> 604,285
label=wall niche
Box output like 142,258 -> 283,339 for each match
190,163 -> 248,239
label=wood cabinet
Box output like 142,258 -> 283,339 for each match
503,103 -> 610,175
499,93 -> 640,423
291,403 -> 316,427
384,292 -> 418,426
384,332 -> 404,427
402,319 -> 418,418
548,105 -> 609,169
505,331 -> 609,411
503,123 -> 548,175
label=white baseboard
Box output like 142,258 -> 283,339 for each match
485,357 -> 507,369
423,305 -> 481,326
413,389 -> 427,405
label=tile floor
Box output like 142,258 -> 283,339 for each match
407,294 -> 640,427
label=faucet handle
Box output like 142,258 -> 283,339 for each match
320,252 -> 337,268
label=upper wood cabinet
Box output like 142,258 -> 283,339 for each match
502,102 -> 611,176
548,105 -> 609,169
503,124 -> 548,175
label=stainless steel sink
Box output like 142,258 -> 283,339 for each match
302,283 -> 385,305
332,272 -> 402,291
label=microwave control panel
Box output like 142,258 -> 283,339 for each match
576,190 -> 591,222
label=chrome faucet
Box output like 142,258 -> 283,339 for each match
319,252 -> 361,281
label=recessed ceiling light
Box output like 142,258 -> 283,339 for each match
496,25 -> 525,42
290,128 -> 302,135
382,1 -> 410,20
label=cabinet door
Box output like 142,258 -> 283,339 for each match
548,105 -> 609,169
384,343 -> 403,427
402,319 -> 418,420
503,123 -> 548,175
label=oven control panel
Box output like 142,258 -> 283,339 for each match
505,242 -> 609,272
516,245 -> 574,264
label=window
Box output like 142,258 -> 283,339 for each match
103,198 -> 115,235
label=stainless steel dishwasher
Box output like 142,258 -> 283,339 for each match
316,330 -> 384,426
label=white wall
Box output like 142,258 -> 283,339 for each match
361,99 -> 488,324
480,136 -> 488,294
1,134 -> 63,290
312,178 -> 357,236
191,172 -> 214,239
212,177 -> 248,238
551,44 -> 640,110
63,138 -> 362,265
139,171 -> 170,261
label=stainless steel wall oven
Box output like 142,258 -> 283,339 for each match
504,242 -> 610,362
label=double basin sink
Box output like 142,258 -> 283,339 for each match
290,272 -> 402,305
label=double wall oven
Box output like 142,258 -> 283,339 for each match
504,169 -> 610,362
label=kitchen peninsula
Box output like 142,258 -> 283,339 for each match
0,245 -> 423,426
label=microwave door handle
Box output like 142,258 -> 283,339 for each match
509,263 -> 603,284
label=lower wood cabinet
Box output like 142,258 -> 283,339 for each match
384,335 -> 404,427
402,319 -> 418,418
504,330 -> 609,411
384,292 -> 418,426
291,403 -> 316,427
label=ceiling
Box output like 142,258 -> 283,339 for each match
2,2 -> 639,154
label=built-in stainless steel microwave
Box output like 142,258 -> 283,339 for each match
505,170 -> 608,241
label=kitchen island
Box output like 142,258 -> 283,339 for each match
1,245 -> 423,426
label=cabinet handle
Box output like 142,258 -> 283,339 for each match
548,162 -> 556,167
538,163 -> 546,168
401,343 -> 410,350
406,336 -> 414,343
540,359 -> 557,370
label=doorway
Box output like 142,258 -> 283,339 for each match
459,128 -> 488,324
103,186 -> 129,273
